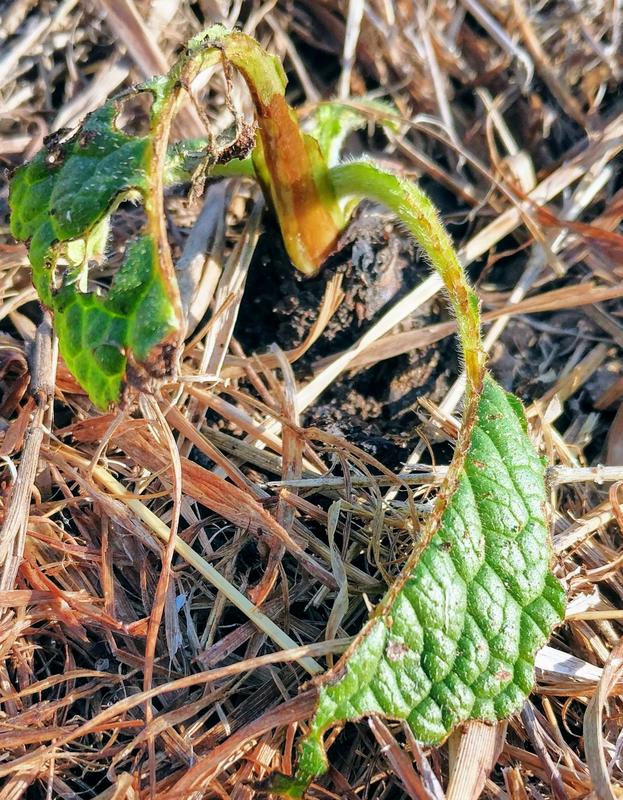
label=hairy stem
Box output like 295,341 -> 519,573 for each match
330,160 -> 486,556
330,161 -> 484,395
188,26 -> 344,274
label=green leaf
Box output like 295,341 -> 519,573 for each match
52,236 -> 180,409
9,83 -> 183,409
272,377 -> 565,797
9,104 -> 149,291
311,98 -> 401,168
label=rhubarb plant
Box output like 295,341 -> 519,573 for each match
9,26 -> 565,797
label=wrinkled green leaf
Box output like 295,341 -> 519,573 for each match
9,84 -> 182,409
271,377 -> 565,797
261,159 -> 564,800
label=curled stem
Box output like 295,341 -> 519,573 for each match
330,160 -> 487,574
188,26 -> 344,274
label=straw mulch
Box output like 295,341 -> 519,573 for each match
1,1 -> 623,798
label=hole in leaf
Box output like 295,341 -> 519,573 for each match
115,91 -> 154,137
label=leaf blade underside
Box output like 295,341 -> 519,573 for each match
274,377 -> 566,797
9,94 -> 181,410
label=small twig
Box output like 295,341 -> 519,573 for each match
139,395 -> 183,797
262,464 -> 623,493
201,197 -> 263,379
262,469 -> 447,490
248,346 -> 301,605
583,638 -> 623,800
0,311 -> 57,597
548,465 -> 623,486
414,4 -> 460,153
520,702 -> 569,800
370,717 -> 436,800
460,0 -> 533,87
402,724 -> 446,800
176,181 -> 231,334
511,0 -> 585,126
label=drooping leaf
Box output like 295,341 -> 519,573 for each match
10,26 -> 349,408
10,29 -> 274,411
9,90 -> 183,409
262,161 -> 566,797
269,377 -> 565,797
194,26 -> 344,274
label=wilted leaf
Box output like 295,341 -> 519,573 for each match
9,25 -> 344,408
9,95 -> 182,409
269,377 -> 566,797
